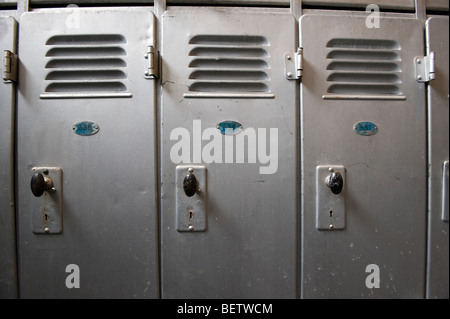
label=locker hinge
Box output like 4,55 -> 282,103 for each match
284,47 -> 303,80
3,50 -> 18,83
144,45 -> 159,79
414,52 -> 435,83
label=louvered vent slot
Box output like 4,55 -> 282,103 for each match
185,35 -> 273,98
41,34 -> 131,99
323,38 -> 405,100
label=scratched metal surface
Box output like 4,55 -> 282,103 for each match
16,8 -> 159,298
300,12 -> 427,298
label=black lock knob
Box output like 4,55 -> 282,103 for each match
326,169 -> 344,195
30,172 -> 54,197
183,171 -> 198,197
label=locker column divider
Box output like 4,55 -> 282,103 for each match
154,0 -> 166,300
290,0 -> 301,300
16,0 -> 28,18
290,0 -> 302,21
415,0 -> 427,26
416,0 -> 429,299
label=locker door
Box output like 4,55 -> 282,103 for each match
161,9 -> 298,298
17,8 -> 158,298
300,14 -> 427,298
0,16 -> 17,299
426,16 -> 449,299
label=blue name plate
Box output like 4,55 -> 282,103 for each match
73,121 -> 99,136
353,121 -> 378,136
217,120 -> 243,135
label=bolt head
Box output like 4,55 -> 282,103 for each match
188,225 -> 194,231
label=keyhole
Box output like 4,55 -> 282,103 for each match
329,210 -> 333,218
43,211 -> 49,223
188,210 -> 194,220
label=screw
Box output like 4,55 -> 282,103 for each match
188,167 -> 194,173
287,72 -> 293,77
417,75 -> 422,80
328,167 -> 334,172
188,225 -> 194,231
329,224 -> 334,230
287,56 -> 291,60
44,227 -> 50,233
417,59 -> 422,64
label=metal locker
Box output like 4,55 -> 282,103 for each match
426,16 -> 449,299
17,8 -> 159,298
300,13 -> 427,298
161,8 -> 298,298
0,15 -> 18,299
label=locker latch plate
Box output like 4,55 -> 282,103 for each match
176,166 -> 207,232
316,165 -> 346,230
31,167 -> 63,234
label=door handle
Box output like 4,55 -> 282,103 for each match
183,168 -> 198,197
325,168 -> 344,195
30,172 -> 55,197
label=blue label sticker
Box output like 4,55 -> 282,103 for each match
73,121 -> 99,136
353,121 -> 378,136
217,120 -> 243,135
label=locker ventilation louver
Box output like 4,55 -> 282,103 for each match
323,39 -> 405,100
184,35 -> 273,98
41,34 -> 131,99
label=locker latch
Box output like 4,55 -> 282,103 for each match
414,52 -> 435,83
30,167 -> 63,234
3,50 -> 17,83
144,45 -> 159,79
284,47 -> 303,80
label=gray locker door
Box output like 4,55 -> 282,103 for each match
17,8 -> 158,298
300,14 -> 427,298
161,9 -> 298,298
0,16 -> 17,299
426,16 -> 449,299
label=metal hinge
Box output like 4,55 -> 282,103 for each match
285,47 -> 303,80
3,50 -> 18,83
144,45 -> 159,79
414,52 -> 435,83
